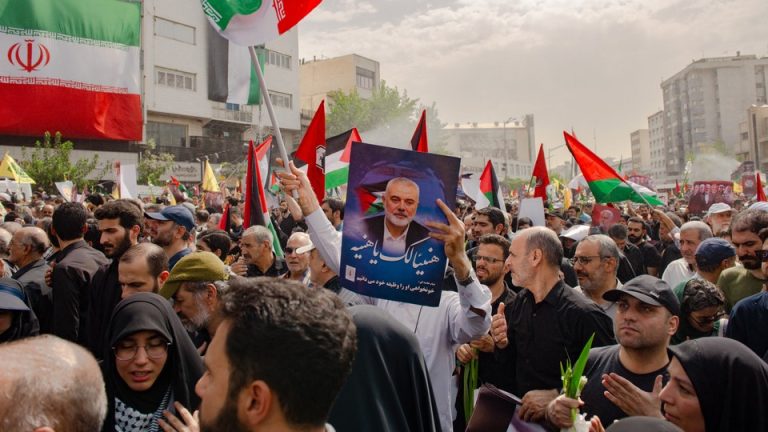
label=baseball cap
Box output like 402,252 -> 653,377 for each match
749,202 -> 768,212
695,238 -> 736,269
295,242 -> 315,254
145,205 -> 196,232
0,278 -> 30,312
560,225 -> 590,242
159,251 -> 229,299
706,202 -> 733,216
603,274 -> 681,316
546,210 -> 566,220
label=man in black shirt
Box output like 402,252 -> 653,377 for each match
627,217 -> 662,277
490,227 -> 615,425
546,275 -> 680,429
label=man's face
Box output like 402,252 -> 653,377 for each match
709,211 -> 732,234
240,234 -> 268,265
545,215 -> 563,232
638,206 -> 650,218
614,295 -> 675,350
321,202 -> 339,225
206,218 -> 219,231
731,229 -> 762,270
148,219 -> 178,248
627,221 -> 645,244
679,230 -> 703,265
475,243 -> 507,286
600,211 -> 613,227
567,208 -> 578,219
7,233 -> 26,266
172,284 -> 210,333
383,182 -> 419,228
197,321 -> 249,432
611,236 -> 626,251
285,237 -> 311,275
41,205 -> 54,218
704,184 -> 711,193
505,235 -> 534,287
472,215 -> 498,239
98,218 -> 133,258
308,250 -> 325,285
119,258 -> 160,299
761,238 -> 768,278
573,241 -> 611,293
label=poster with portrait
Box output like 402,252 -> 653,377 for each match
340,142 -> 461,307
591,204 -> 621,234
687,181 -> 734,215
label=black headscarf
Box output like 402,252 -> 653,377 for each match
102,293 -> 204,432
328,305 -> 440,432
0,277 -> 39,343
669,338 -> 768,432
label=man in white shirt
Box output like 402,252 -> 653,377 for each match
662,221 -> 712,289
278,161 -> 491,432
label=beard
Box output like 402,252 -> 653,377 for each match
200,392 -> 250,432
739,254 -> 762,270
627,234 -> 642,244
181,296 -> 210,333
104,232 -> 132,258
385,211 -> 412,228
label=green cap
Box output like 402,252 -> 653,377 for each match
159,251 -> 229,299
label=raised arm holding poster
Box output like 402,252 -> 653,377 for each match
340,142 -> 460,307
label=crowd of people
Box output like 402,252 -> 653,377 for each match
0,167 -> 767,432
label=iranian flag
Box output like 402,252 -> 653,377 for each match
478,160 -> 505,210
207,27 -> 264,105
203,0 -> 323,46
0,0 -> 142,141
325,128 -> 361,190
564,131 -> 663,206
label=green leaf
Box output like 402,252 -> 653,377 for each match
567,333 -> 594,398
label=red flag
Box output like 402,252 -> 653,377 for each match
169,176 -> 180,187
410,109 -> 428,153
675,180 -> 681,195
531,144 -> 550,199
218,204 -> 231,232
757,173 -> 766,202
295,101 -> 326,202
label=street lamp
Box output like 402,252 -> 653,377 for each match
502,116 -> 514,180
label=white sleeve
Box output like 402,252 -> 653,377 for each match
305,209 -> 342,275
445,269 -> 492,344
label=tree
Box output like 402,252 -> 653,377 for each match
326,80 -> 419,138
137,139 -> 175,186
422,101 -> 448,155
20,132 -> 106,194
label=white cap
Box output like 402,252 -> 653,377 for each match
560,225 -> 590,242
295,243 -> 316,254
706,202 -> 733,215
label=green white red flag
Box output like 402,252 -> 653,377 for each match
564,131 -> 663,206
0,0 -> 142,140
202,0 -> 323,46
244,139 -> 283,257
478,160 -> 505,210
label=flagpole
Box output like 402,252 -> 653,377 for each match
248,46 -> 298,199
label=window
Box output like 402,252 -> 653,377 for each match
146,121 -> 187,148
156,68 -> 195,91
356,67 -> 375,90
154,17 -> 195,44
269,91 -> 292,109
266,50 -> 291,69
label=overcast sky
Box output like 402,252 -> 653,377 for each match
298,0 -> 768,167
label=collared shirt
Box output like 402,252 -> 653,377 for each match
246,254 -> 286,278
382,220 -> 410,256
574,279 -> 623,321
168,247 -> 193,271
661,258 -> 695,289
499,280 -> 615,395
305,209 -> 491,432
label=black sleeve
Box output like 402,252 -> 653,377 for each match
51,266 -> 82,342
644,244 -> 662,269
616,254 -> 637,283
560,259 -> 578,287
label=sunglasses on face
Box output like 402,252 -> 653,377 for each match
690,311 -> 727,326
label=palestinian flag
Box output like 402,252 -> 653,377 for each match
478,160 -> 505,210
295,101 -> 325,202
531,144 -> 549,199
207,28 -> 264,105
243,141 -> 283,257
203,0 -> 323,46
0,0 -> 142,141
410,109 -> 428,153
325,128 -> 361,190
253,136 -> 272,190
564,131 -> 663,206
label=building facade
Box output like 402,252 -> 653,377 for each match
299,54 -> 381,113
648,111 -> 667,183
661,54 -> 768,177
443,115 -> 535,179
630,129 -> 650,174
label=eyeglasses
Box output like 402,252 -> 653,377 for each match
474,255 -> 505,264
570,256 -> 606,266
755,250 -> 768,262
284,247 -> 307,255
113,341 -> 171,361
690,311 -> 726,326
